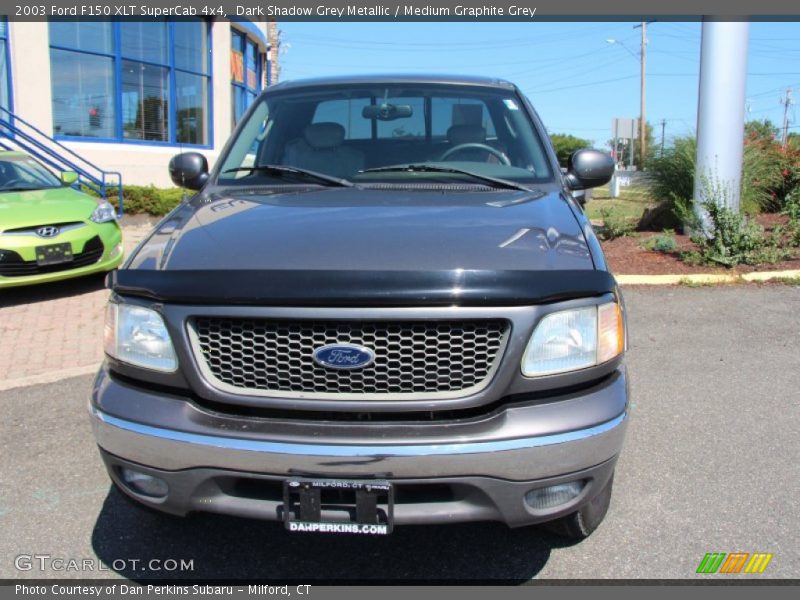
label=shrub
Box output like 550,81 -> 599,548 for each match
642,230 -> 678,253
639,137 -> 696,230
598,207 -> 636,240
643,127 -> 800,230
86,185 -> 185,216
684,180 -> 793,267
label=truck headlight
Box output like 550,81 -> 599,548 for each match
91,202 -> 117,223
521,302 -> 624,377
104,303 -> 178,372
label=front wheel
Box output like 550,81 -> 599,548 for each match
541,472 -> 614,539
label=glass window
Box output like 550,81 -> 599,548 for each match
48,21 -> 113,54
50,48 -> 116,138
121,61 -> 169,141
174,20 -> 207,74
245,40 -> 258,91
0,156 -> 61,191
219,84 -> 554,184
176,71 -> 208,145
376,97 -> 425,139
120,21 -> 168,65
431,97 -> 497,138
312,99 -> 371,139
231,29 -> 262,126
49,20 -> 211,146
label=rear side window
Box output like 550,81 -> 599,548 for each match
312,98 -> 371,139
431,97 -> 497,138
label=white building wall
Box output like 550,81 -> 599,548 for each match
5,19 -> 268,189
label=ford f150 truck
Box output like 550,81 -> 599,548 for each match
91,75 -> 628,539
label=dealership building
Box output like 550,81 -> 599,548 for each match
0,18 -> 271,187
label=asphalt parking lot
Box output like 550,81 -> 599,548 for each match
1,285 -> 799,581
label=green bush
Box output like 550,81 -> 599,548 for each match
643,125 -> 800,230
598,207 -> 636,240
86,185 -> 185,216
640,137 -> 696,230
642,230 -> 678,253
683,180 -> 793,267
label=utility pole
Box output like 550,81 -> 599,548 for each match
638,21 -> 647,166
693,21 -> 750,223
660,119 -> 666,157
780,88 -> 793,148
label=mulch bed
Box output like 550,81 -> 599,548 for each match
601,213 -> 800,275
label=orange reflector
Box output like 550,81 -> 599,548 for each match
597,302 -> 624,364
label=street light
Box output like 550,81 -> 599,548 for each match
606,38 -> 638,60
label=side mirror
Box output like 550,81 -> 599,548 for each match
565,148 -> 615,190
60,171 -> 78,186
168,152 -> 209,190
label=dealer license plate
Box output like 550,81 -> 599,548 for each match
283,478 -> 394,535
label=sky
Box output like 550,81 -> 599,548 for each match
277,21 -> 800,149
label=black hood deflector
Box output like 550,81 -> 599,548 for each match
109,269 -> 617,307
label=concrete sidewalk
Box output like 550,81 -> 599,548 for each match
0,215 -> 159,390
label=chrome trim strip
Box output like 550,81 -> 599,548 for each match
92,407 -> 626,457
2,222 -> 86,236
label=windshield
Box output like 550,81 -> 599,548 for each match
218,83 -> 555,187
0,157 -> 62,192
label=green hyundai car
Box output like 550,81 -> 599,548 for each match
0,151 -> 123,289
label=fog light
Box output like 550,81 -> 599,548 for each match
109,243 -> 123,259
525,481 -> 584,509
120,468 -> 168,498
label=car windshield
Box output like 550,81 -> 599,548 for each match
218,82 -> 555,187
0,157 -> 62,192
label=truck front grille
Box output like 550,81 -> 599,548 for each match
189,317 -> 510,397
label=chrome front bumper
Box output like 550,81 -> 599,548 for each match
90,366 -> 628,526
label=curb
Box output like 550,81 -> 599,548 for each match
0,363 -> 100,392
616,269 -> 800,286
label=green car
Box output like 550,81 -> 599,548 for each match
0,151 -> 123,289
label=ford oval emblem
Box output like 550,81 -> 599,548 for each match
312,344 -> 376,370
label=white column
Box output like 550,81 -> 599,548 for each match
693,20 -> 750,224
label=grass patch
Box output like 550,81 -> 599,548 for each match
586,188 -> 656,222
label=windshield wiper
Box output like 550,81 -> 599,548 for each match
222,164 -> 353,187
359,163 -> 535,192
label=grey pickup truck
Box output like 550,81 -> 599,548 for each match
92,75 -> 628,539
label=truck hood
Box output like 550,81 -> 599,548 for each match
0,187 -> 98,230
128,186 -> 594,272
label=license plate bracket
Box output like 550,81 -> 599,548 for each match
35,243 -> 73,266
283,478 -> 393,535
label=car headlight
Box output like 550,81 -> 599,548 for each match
90,201 -> 117,223
521,301 -> 624,377
104,303 -> 178,372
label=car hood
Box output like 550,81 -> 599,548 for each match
0,187 -> 98,231
128,186 -> 594,272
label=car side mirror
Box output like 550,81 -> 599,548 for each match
169,152 -> 209,190
565,148 -> 615,190
60,171 -> 78,186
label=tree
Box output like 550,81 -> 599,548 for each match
635,121 -> 656,168
549,133 -> 592,167
745,119 -> 779,143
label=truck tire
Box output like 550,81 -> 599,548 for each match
541,473 -> 614,539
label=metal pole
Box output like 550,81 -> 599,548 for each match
781,88 -> 793,149
693,20 -> 750,225
660,119 -> 666,157
640,22 -> 647,167
629,119 -> 635,167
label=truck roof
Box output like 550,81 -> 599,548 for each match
268,73 -> 518,92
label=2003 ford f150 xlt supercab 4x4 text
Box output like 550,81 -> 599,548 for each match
91,75 -> 628,539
